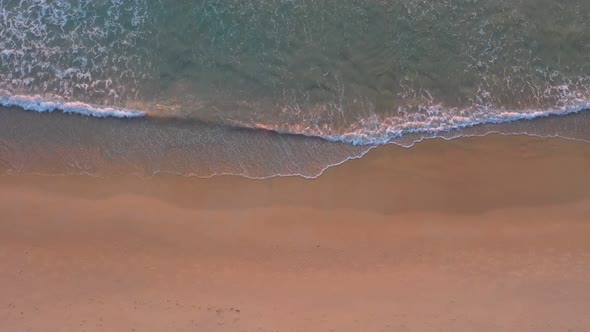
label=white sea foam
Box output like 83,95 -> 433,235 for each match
0,91 -> 145,118
0,0 -> 153,105
1,89 -> 588,144
239,101 -> 590,146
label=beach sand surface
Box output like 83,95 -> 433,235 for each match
1,134 -> 590,331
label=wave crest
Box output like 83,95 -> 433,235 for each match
1,90 -> 589,146
229,101 -> 590,146
0,91 -> 145,118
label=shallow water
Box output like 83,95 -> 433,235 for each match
0,0 -> 589,177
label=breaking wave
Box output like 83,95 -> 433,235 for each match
236,101 -> 590,145
0,91 -> 145,118
1,89 -> 588,146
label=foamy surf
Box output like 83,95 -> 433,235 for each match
1,89 -> 589,146
0,100 -> 588,179
230,102 -> 590,146
0,91 -> 145,118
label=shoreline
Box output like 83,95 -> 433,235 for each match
2,133 -> 589,214
1,104 -> 589,179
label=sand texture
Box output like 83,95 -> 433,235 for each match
1,135 -> 590,331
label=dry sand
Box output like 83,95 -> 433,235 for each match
1,134 -> 590,331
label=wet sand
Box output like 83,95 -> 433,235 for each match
1,134 -> 590,331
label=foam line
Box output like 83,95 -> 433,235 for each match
0,91 -> 145,118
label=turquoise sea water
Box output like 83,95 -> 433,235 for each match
0,0 -> 589,177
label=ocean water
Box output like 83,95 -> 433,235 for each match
0,0 -> 589,178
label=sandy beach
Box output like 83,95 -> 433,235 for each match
2,1 -> 590,330
1,134 -> 590,331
